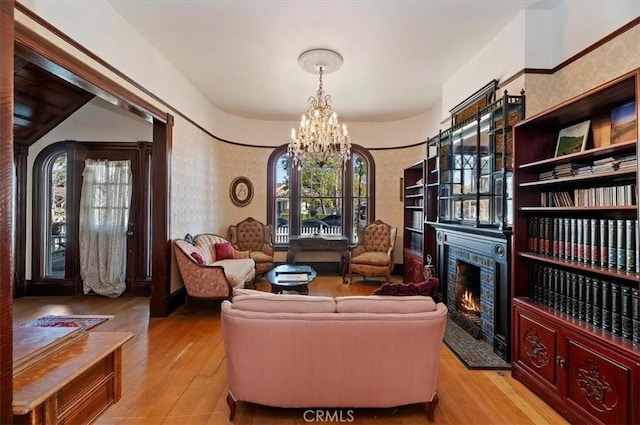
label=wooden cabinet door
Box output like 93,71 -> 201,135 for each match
561,335 -> 638,425
514,309 -> 559,392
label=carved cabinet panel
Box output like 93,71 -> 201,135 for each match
563,338 -> 635,425
516,312 -> 557,390
513,299 -> 640,424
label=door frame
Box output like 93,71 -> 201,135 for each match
13,10 -> 173,315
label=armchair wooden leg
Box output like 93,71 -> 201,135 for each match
423,393 -> 439,421
227,392 -> 237,422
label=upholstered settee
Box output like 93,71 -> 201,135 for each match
228,217 -> 274,275
173,234 -> 256,313
221,291 -> 447,421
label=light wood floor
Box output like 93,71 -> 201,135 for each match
13,276 -> 568,425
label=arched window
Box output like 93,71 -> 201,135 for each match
33,143 -> 75,280
267,144 -> 375,245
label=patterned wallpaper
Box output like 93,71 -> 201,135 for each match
525,25 -> 639,117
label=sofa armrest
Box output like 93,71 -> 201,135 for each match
232,248 -> 251,259
261,243 -> 274,257
351,244 -> 365,258
174,241 -> 233,298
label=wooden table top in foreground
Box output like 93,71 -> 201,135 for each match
13,330 -> 133,415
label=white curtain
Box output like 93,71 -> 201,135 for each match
79,159 -> 132,297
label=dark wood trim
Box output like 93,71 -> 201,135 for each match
14,144 -> 28,297
14,21 -> 164,122
0,1 -> 13,421
498,69 -> 527,88
150,114 -> 173,317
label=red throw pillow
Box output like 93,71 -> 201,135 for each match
373,278 -> 440,297
190,251 -> 205,264
214,242 -> 234,260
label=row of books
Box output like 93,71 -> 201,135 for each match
540,184 -> 636,207
538,154 -> 637,181
528,264 -> 639,342
411,211 -> 424,230
528,217 -> 638,273
408,232 -> 423,251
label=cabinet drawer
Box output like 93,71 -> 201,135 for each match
514,309 -> 558,390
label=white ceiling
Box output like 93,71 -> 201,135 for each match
108,0 -> 557,123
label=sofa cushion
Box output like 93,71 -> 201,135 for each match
213,258 -> 255,287
373,278 -> 440,297
215,242 -> 234,260
335,295 -> 436,313
350,251 -> 389,266
232,293 -> 336,313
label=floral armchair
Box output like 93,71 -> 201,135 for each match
228,217 -> 275,275
348,220 -> 397,284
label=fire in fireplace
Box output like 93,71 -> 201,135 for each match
451,260 -> 482,338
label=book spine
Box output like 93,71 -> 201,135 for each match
553,269 -> 561,310
558,216 -> 565,259
541,265 -> 549,306
571,218 -> 578,261
576,218 -> 583,263
564,218 -> 572,261
601,280 -> 612,332
600,218 -> 608,268
544,217 -> 551,256
591,278 -> 602,328
632,288 -> 640,343
616,219 -> 625,271
590,218 -> 599,266
611,282 -> 621,336
583,218 -> 590,265
584,276 -> 593,324
528,217 -> 535,252
558,269 -> 567,313
570,272 -> 578,317
552,217 -> 559,257
608,219 -> 617,270
621,285 -> 632,339
626,219 -> 636,273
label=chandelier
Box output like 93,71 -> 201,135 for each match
288,49 -> 351,169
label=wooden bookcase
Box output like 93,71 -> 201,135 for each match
511,69 -> 640,424
403,161 -> 426,282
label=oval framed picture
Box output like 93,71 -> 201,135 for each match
229,176 -> 254,207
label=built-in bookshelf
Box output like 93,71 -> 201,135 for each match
403,161 -> 426,282
511,69 -> 639,425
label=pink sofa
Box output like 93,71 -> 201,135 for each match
221,291 -> 447,421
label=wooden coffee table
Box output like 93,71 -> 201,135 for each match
266,264 -> 317,295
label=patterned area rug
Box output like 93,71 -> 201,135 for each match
443,318 -> 510,370
20,315 -> 113,331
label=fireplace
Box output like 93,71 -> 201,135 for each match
434,226 -> 511,361
452,260 -> 482,337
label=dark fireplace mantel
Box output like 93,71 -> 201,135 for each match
432,225 -> 512,362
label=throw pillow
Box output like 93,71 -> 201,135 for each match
214,242 -> 234,260
373,277 -> 439,297
190,251 -> 205,264
184,233 -> 196,245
